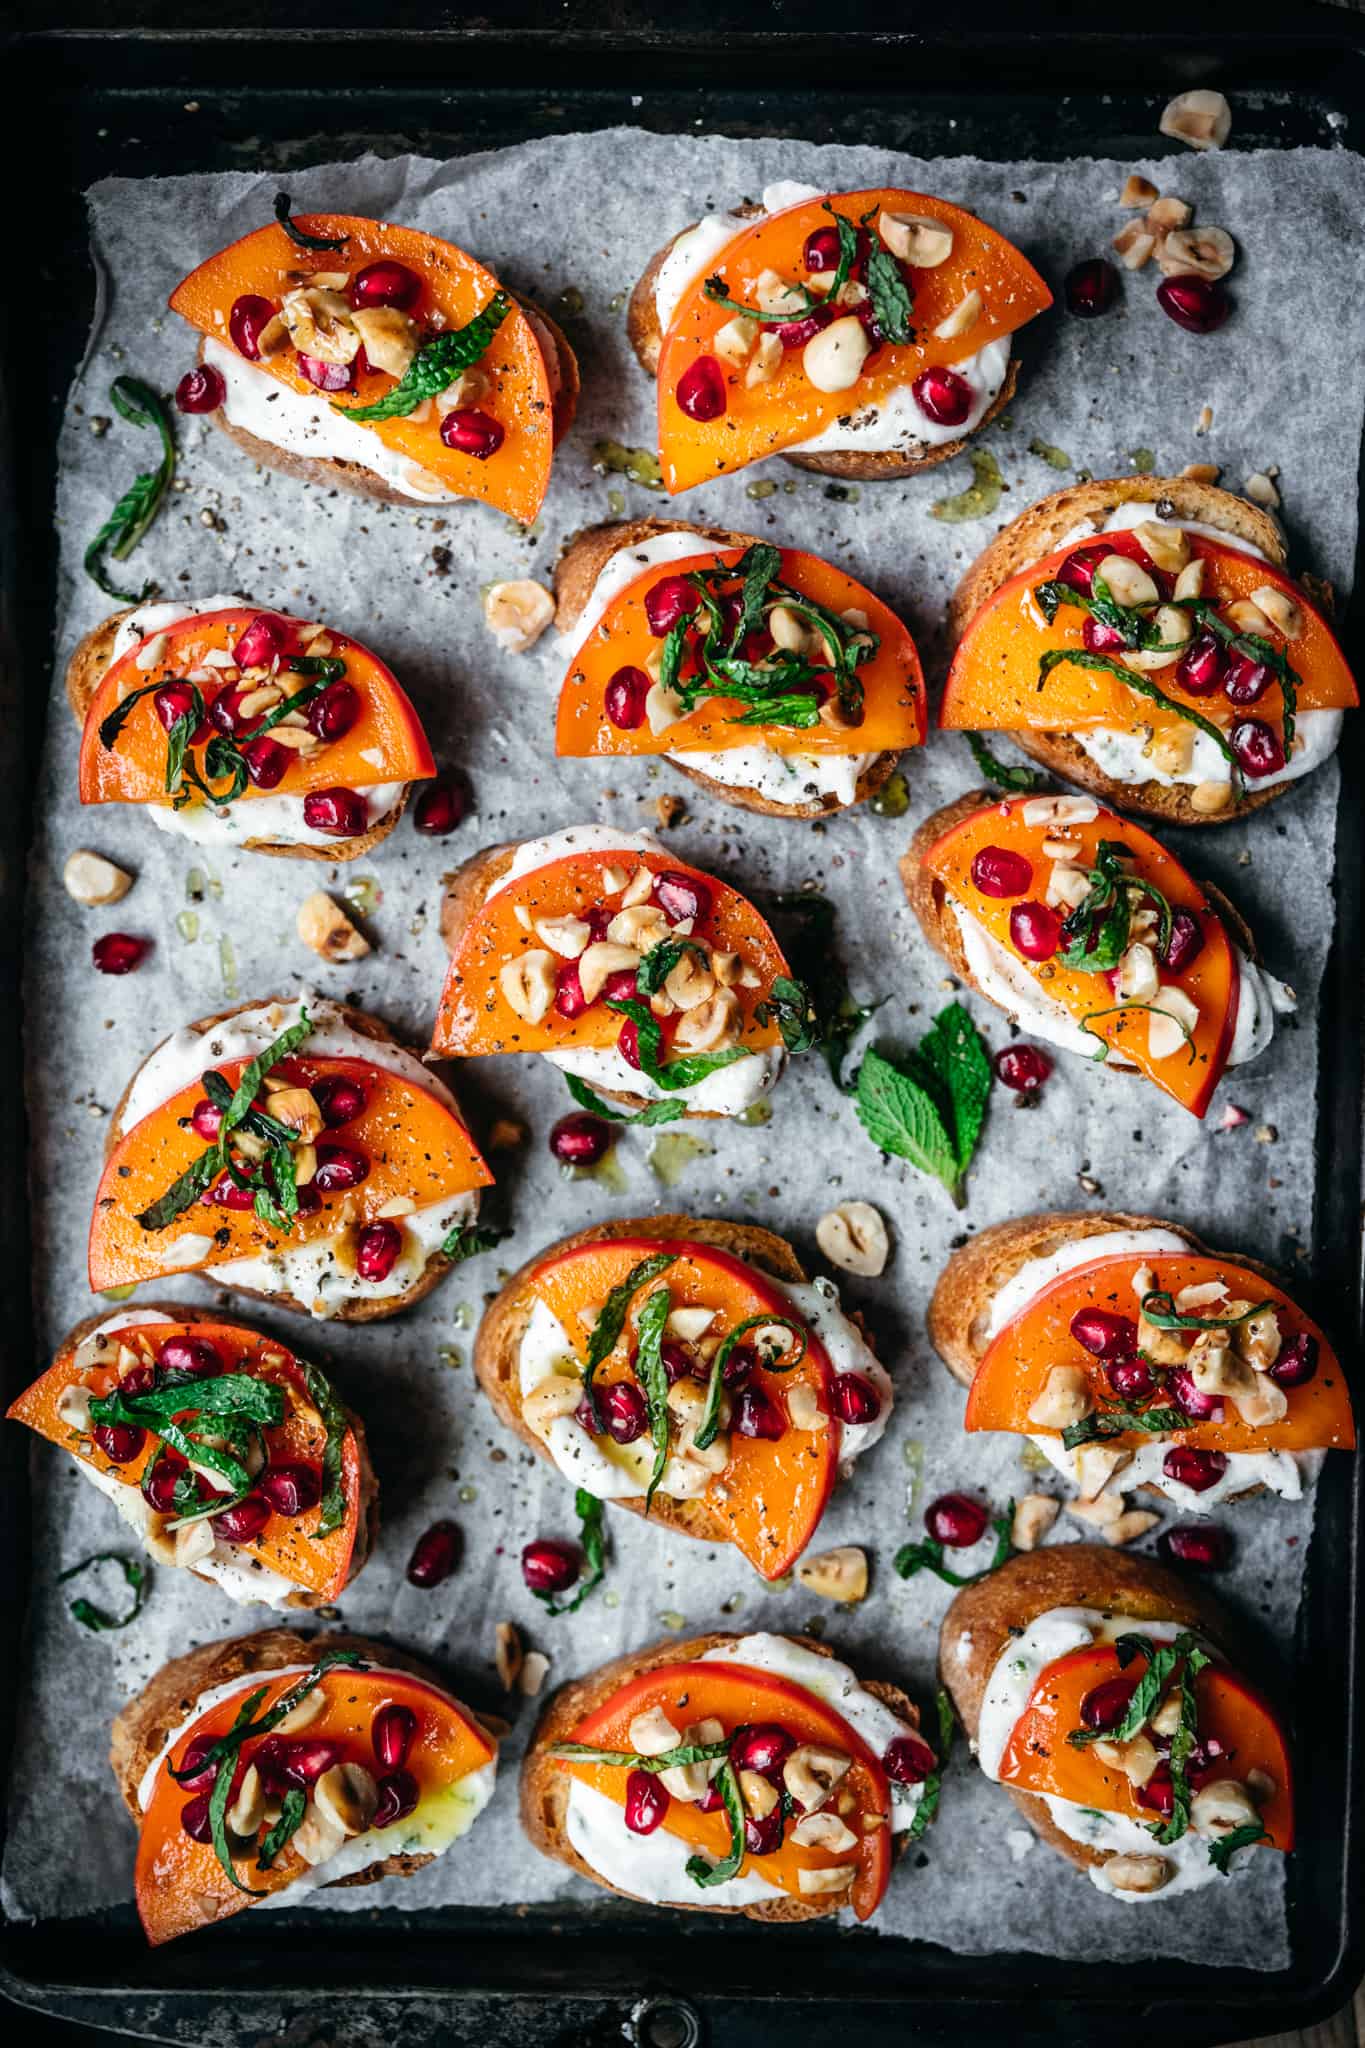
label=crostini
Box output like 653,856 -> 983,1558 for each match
432,823 -> 805,1119
522,1629 -> 933,1919
473,1215 -> 893,1580
8,1307 -> 376,1607
71,598 -> 435,858
902,790 -> 1293,1117
113,1629 -> 498,1944
88,994 -> 493,1319
940,1547 -> 1292,1901
941,475 -> 1357,824
930,1211 -> 1352,1522
553,518 -> 924,817
628,181 -> 1051,491
170,208 -> 578,522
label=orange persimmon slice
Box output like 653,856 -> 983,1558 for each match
657,188 -> 1052,494
556,546 -> 925,759
88,1055 -> 492,1291
999,1643 -> 1293,1851
170,217 -> 558,522
8,1318 -> 364,1598
79,608 -> 435,807
921,796 -> 1238,1116
136,1663 -> 495,1944
965,1252 -> 1354,1454
527,1235 -> 838,1578
562,1657 -> 895,1919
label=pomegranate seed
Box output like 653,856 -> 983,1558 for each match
675,354 -> 727,421
653,871 -> 711,924
1231,718 -> 1285,779
259,1737 -> 341,1789
1157,275 -> 1230,334
1080,1676 -> 1137,1730
180,1794 -> 215,1844
242,735 -> 290,789
1058,545 -> 1108,596
1175,631 -> 1226,696
696,1781 -> 724,1813
1010,901 -> 1062,962
313,1076 -> 366,1127
830,1372 -> 880,1426
1224,651 -> 1272,706
549,1111 -> 612,1168
229,294 -> 278,361
744,1807 -> 784,1854
1160,1524 -> 1231,1570
729,1724 -> 795,1778
925,1492 -> 988,1547
258,1463 -> 322,1517
312,1142 -> 370,1192
617,1018 -> 642,1070
1162,1445 -> 1229,1493
604,665 -> 652,730
439,408 -> 504,459
721,1342 -> 758,1390
356,1219 -> 403,1282
554,960 -> 589,1021
1136,1766 -> 1175,1816
143,1452 -> 201,1513
600,1381 -> 649,1445
93,933 -> 148,975
1271,1332 -> 1318,1388
911,365 -> 973,427
732,1385 -> 786,1441
585,908 -> 612,942
1168,1366 -> 1223,1422
970,846 -> 1033,899
775,308 -> 833,351
993,1044 -> 1052,1093
160,1333 -> 225,1382
175,1732 -> 224,1793
307,680 -> 361,743
117,1362 -> 158,1397
413,780 -> 467,835
625,1769 -> 669,1835
153,682 -> 195,732
407,1520 -> 460,1588
661,1339 -> 696,1385
175,365 -> 226,415
302,786 -> 368,837
1161,910 -> 1204,975
296,351 -> 353,393
208,684 -> 253,736
1107,1356 -> 1155,1400
210,1494 -> 271,1544
190,1097 -> 224,1140
1070,1309 -> 1138,1360
208,1175 -> 259,1210
644,576 -> 700,637
803,225 -> 843,272
882,1734 -> 935,1785
372,1702 -> 418,1770
93,1422 -> 144,1464
232,612 -> 290,671
574,1393 -> 599,1435
373,1769 -> 420,1829
521,1539 -> 579,1595
349,260 -> 422,312
602,969 -> 640,1004
1064,258 -> 1119,319
1082,615 -> 1130,655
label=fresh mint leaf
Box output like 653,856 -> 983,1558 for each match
563,1074 -> 684,1127
685,1758 -> 747,1888
907,1686 -> 956,1840
58,1551 -> 149,1632
753,974 -> 819,1056
1061,1402 -> 1187,1451
550,1736 -> 731,1771
534,1489 -> 608,1617
340,292 -> 511,423
894,1503 -> 1014,1590
272,192 -> 348,252
634,1285 -> 674,1513
257,1787 -> 308,1867
1208,1821 -> 1268,1873
581,1251 -> 677,1427
299,1357 -> 350,1538
606,995 -> 748,1092
967,733 -> 1038,793
916,1002 -> 993,1175
865,246 -> 915,343
84,377 -> 176,602
440,1218 -> 508,1262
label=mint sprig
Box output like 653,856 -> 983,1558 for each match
84,377 -> 176,603
894,1502 -> 1014,1589
339,292 -> 511,424
563,1074 -> 684,1127
533,1489 -> 608,1617
58,1551 -> 149,1632
855,1003 -> 994,1206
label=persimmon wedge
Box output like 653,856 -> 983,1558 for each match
921,796 -> 1239,1116
136,1663 -> 495,1945
170,217 -> 560,522
526,1235 -> 839,1578
561,1659 -> 893,1919
8,1315 -> 364,1599
999,1642 -> 1293,1851
89,1055 -> 492,1291
941,529 -> 1358,743
657,188 -> 1052,494
966,1252 -> 1354,1456
79,608 -> 434,808
556,546 -> 925,759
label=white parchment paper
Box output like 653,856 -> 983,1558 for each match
8,131 -> 1365,1967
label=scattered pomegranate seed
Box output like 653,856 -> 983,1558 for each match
1070,1309 -> 1138,1360
729,1724 -> 795,1778
190,1097 -> 224,1140
744,1807 -> 784,1854
258,1463 -> 322,1517
1009,901 -> 1062,962
675,354 -> 727,421
1162,1445 -> 1229,1493
180,1794 -> 215,1844
1176,630 -> 1226,695
1082,615 -> 1129,655
143,1453 -> 201,1513
1168,1366 -> 1223,1422
521,1538 -> 580,1595
882,1733 -> 935,1785
1231,718 -> 1285,779
600,1380 -> 649,1445
1224,651 -> 1272,706
1107,1356 -> 1156,1400
925,1492 -> 988,1547
157,1333 -> 223,1379
1063,258 -> 1119,318
549,1111 -> 612,1168
372,1702 -> 418,1770
1057,545 -> 1108,596
207,1175 -> 259,1210
242,735 -> 291,788
830,1372 -> 880,1426
911,365 -> 973,427
1160,1524 -> 1230,1569
407,1520 -> 460,1588
617,1018 -> 643,1070
732,1385 -> 786,1442
93,1422 -> 144,1464
312,1142 -> 370,1192
971,846 -> 1033,899
175,1732 -> 225,1793
1157,275 -> 1229,334
775,308 -> 833,351
413,779 -> 467,836
355,1219 -> 403,1282
210,1494 -> 272,1544
604,665 -> 652,730
553,961 -> 589,1021
644,576 -> 700,637
307,680 -> 361,742
229,294 -> 279,361
313,1075 -> 366,1127
1271,1332 -> 1319,1388
721,1341 -> 758,1389
297,351 -> 354,393
349,260 -> 423,312
1079,1676 -> 1137,1730
373,1769 -> 420,1828
625,1768 -> 669,1835
803,225 -> 843,272
653,870 -> 712,924
993,1043 -> 1052,1093
175,365 -> 226,415
232,612 -> 290,670
660,1339 -> 697,1385
439,408 -> 504,459
302,786 -> 368,837
1135,1765 -> 1175,1816
1161,910 -> 1204,974
93,933 -> 148,975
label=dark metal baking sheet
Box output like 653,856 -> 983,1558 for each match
3,10 -> 1364,2045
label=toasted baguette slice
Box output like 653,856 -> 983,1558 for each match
105,999 -> 473,1322
553,516 -> 907,818
627,211 -> 1017,482
110,1628 -> 490,1895
522,1629 -> 917,1921
938,1546 -> 1234,1881
65,607 -> 413,862
200,298 -> 579,510
946,475 -> 1296,827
